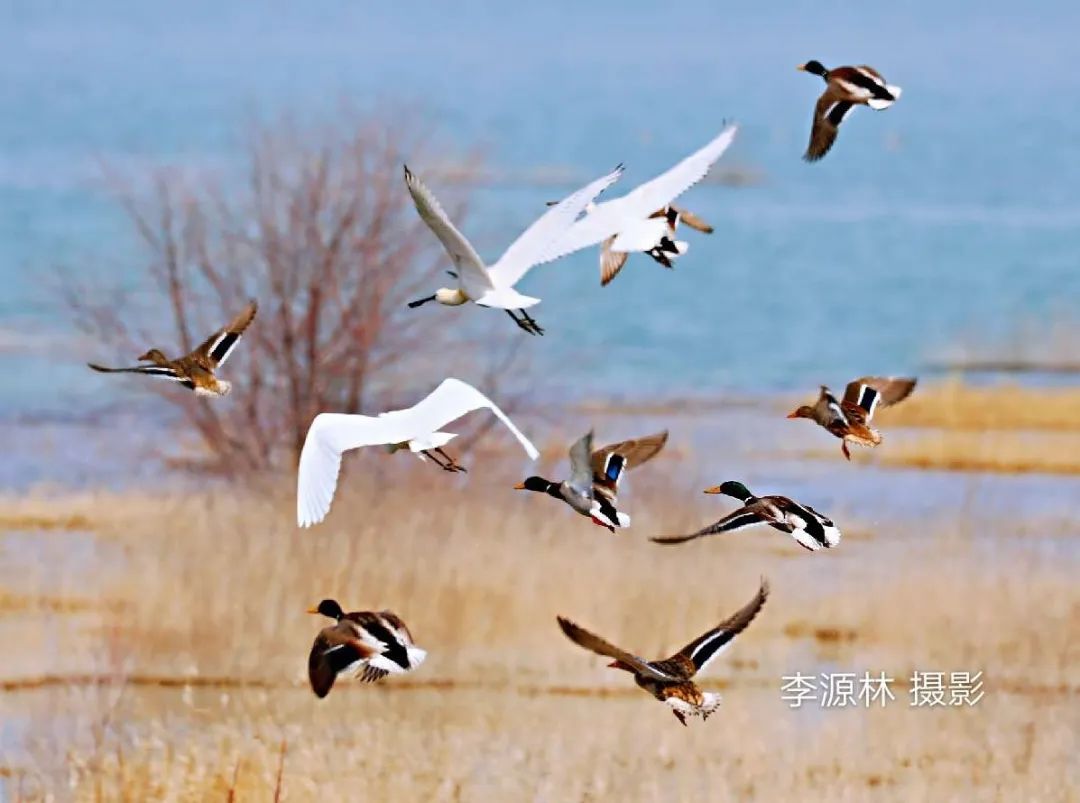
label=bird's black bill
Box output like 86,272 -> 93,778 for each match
408,295 -> 437,309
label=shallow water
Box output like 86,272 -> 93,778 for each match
2,1 -> 1079,420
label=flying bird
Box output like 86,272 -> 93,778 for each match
306,599 -> 426,698
557,578 -> 769,725
404,163 -> 624,334
787,376 -> 917,460
514,429 -> 668,532
652,482 -> 840,552
296,378 -> 539,527
540,124 -> 737,285
87,300 -> 257,397
798,61 -> 902,162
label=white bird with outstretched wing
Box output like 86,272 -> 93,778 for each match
540,124 -> 738,285
405,163 -> 625,335
297,378 -> 539,527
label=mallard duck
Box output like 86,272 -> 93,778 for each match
652,481 -> 840,552
597,205 -> 715,285
404,163 -> 624,335
541,124 -> 738,286
557,578 -> 768,725
798,61 -> 902,161
87,300 -> 257,396
787,376 -> 917,460
514,429 -> 668,532
297,378 -> 539,527
306,599 -> 426,698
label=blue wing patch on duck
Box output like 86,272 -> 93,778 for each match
604,453 -> 626,483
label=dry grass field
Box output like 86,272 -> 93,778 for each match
1,451 -> 1077,801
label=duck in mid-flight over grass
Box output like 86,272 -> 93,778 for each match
514,429 -> 668,532
557,577 -> 769,725
87,300 -> 257,397
306,599 -> 426,698
652,481 -> 841,552
787,376 -> 917,460
798,61 -> 901,162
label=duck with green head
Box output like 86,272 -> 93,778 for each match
652,481 -> 841,552
514,429 -> 668,532
305,599 -> 426,698
797,60 -> 902,161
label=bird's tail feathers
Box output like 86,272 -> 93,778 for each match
868,87 -> 900,110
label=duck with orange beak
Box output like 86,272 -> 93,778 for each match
514,429 -> 667,533
797,60 -> 902,161
652,481 -> 841,552
787,376 -> 917,460
305,599 -> 426,698
556,578 -> 769,725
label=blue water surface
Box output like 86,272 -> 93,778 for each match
1,0 -> 1078,418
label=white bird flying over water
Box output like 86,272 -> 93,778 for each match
404,163 -> 624,335
297,378 -> 539,527
540,124 -> 739,285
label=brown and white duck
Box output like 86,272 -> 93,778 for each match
514,429 -> 668,532
306,599 -> 426,698
597,205 -> 715,286
652,481 -> 841,552
87,300 -> 257,397
557,578 -> 769,725
798,60 -> 902,161
787,376 -> 917,459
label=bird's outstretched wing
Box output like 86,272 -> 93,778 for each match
591,430 -> 668,490
566,429 -> 596,498
87,362 -> 194,389
804,94 -> 854,162
599,236 -> 629,286
297,378 -> 538,527
673,578 -> 769,675
192,300 -> 258,367
556,616 -> 680,681
842,376 -> 917,421
488,164 -> 625,288
651,508 -> 769,545
673,207 -> 713,233
308,628 -> 381,698
542,124 -> 738,261
404,165 -> 493,295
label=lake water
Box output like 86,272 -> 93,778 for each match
2,0 -> 1079,423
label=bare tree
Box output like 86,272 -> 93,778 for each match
65,110 -> 520,474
